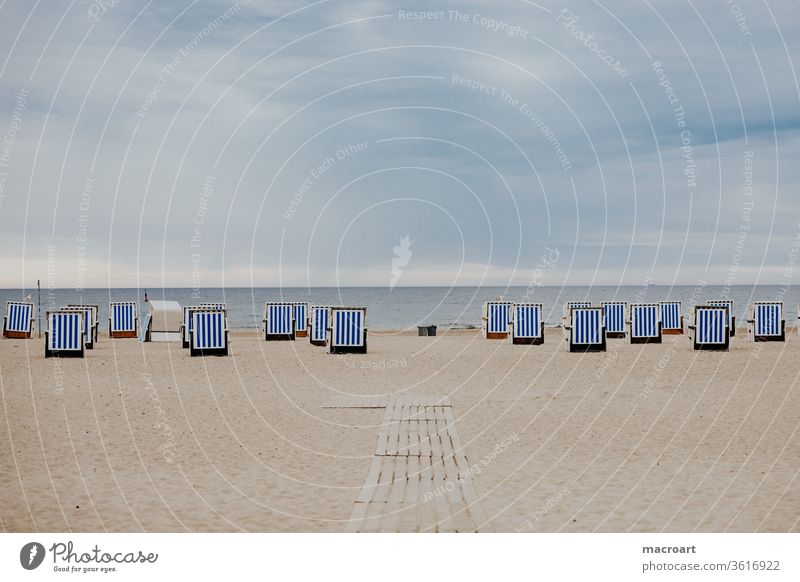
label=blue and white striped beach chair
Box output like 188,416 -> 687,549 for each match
602,301 -> 627,338
263,302 -> 295,341
659,301 -> 684,334
3,301 -> 34,338
309,305 -> 329,346
181,305 -> 225,348
708,300 -> 735,336
330,307 -> 367,354
690,306 -> 730,351
564,306 -> 606,352
109,302 -> 138,338
510,303 -> 544,345
190,309 -> 229,356
45,310 -> 84,358
293,302 -> 309,338
68,304 -> 99,345
63,305 -> 98,349
482,301 -> 512,339
748,301 -> 784,342
628,303 -> 661,344
562,301 -> 591,333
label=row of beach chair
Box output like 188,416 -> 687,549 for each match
482,300 -> 788,352
261,302 -> 367,354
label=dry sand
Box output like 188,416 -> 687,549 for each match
1,328 -> 798,532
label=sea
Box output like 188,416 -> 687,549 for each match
1,286 -> 797,331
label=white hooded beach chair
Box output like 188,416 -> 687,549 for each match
263,302 -> 295,341
708,300 -> 735,336
689,305 -> 730,351
63,305 -> 98,349
45,310 -> 84,358
190,309 -> 229,356
510,303 -> 544,345
330,307 -> 367,354
309,305 -> 329,346
109,302 -> 138,338
628,303 -> 661,344
748,301 -> 784,342
564,306 -> 606,352
602,301 -> 627,338
659,301 -> 684,334
293,302 -> 309,338
3,301 -> 34,338
482,301 -> 512,339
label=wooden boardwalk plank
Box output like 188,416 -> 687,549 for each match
345,395 -> 488,532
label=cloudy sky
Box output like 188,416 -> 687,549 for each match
0,0 -> 798,288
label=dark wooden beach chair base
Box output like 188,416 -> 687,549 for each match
569,341 -> 606,353
264,333 -> 296,341
310,339 -> 326,347
190,346 -> 229,357
3,330 -> 31,339
44,333 -> 84,358
486,332 -> 509,340
190,331 -> 229,357
295,330 -> 308,338
730,317 -> 736,336
753,321 -> 785,342
512,336 -> 544,345
110,331 -> 137,339
330,332 -> 368,354
631,335 -> 662,345
606,332 -> 626,339
512,323 -> 544,345
693,340 -> 730,351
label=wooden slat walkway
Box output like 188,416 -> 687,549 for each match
344,396 -> 489,532
322,395 -> 451,409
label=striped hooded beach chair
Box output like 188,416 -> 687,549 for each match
628,303 -> 661,344
708,300 -> 735,336
602,301 -> 627,338
293,302 -> 309,338
562,301 -> 592,327
564,306 -> 606,352
45,310 -> 84,358
63,305 -> 98,349
181,305 -> 225,348
263,302 -> 295,341
190,309 -> 229,356
659,301 -> 684,334
329,307 -> 367,354
109,302 -> 138,338
689,305 -> 730,351
3,301 -> 34,338
482,301 -> 512,339
510,303 -> 544,345
309,305 -> 329,346
748,301 -> 784,342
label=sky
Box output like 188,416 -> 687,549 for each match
0,0 -> 799,288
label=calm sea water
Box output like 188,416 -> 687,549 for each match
1,286 -> 797,331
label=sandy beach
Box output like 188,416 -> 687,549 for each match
1,328 -> 798,533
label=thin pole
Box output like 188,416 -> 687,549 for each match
37,279 -> 41,338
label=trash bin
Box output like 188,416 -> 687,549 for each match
418,324 -> 437,336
